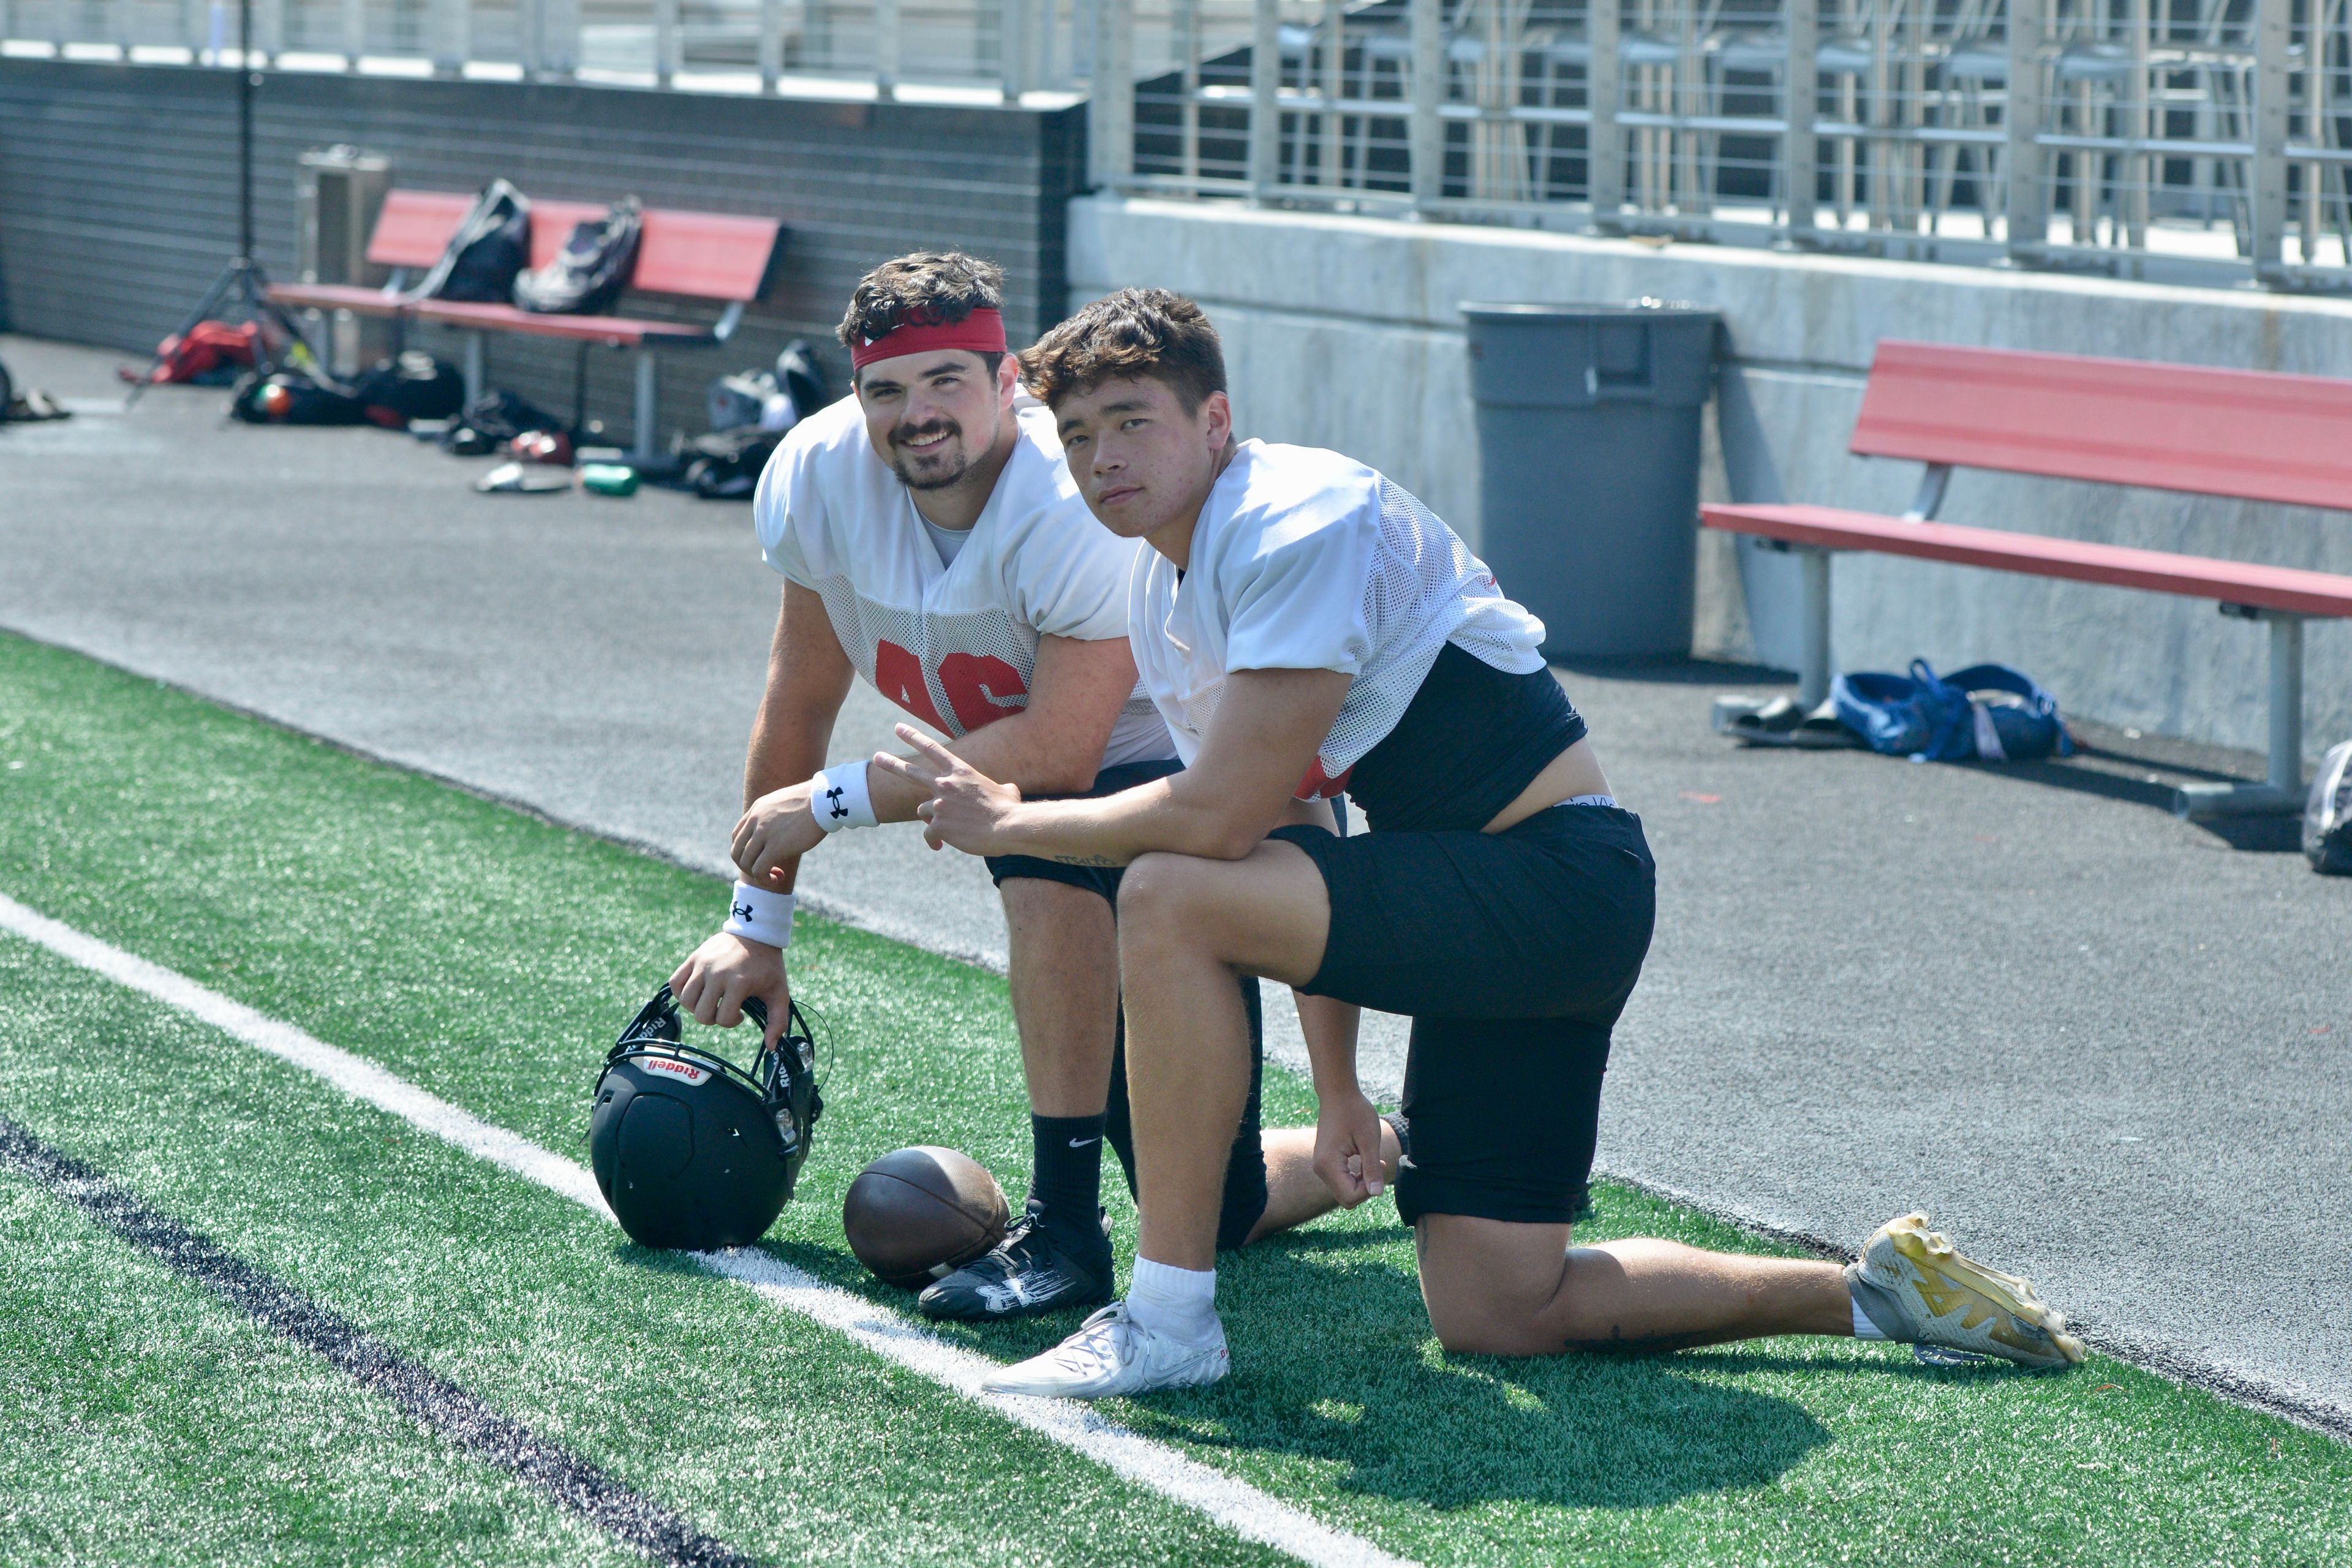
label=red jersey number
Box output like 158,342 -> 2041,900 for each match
938,652 -> 1028,733
873,641 -> 1030,736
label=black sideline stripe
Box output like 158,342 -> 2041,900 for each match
0,1115 -> 763,1568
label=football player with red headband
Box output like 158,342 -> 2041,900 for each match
668,253 -> 1394,1321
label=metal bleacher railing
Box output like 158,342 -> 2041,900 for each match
5,0 -> 2345,288
1106,0 -> 2352,290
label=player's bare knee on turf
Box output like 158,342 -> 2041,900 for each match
1424,1276 -> 1572,1357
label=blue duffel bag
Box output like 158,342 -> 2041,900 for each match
1832,660 -> 2073,763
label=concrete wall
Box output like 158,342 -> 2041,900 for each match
1069,195 -> 2352,761
0,59 -> 1082,441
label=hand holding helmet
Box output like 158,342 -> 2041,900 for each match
589,984 -> 824,1250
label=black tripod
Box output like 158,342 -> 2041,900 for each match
125,0 -> 311,405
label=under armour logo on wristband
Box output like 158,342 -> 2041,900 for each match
732,902 -> 754,922
824,786 -> 848,821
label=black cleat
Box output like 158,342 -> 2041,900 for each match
918,1202 -> 1114,1322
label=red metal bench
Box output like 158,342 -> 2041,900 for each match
1702,341 -> 2352,818
269,189 -> 784,459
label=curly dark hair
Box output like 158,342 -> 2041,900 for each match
1017,287 -> 1227,413
837,252 -> 1007,379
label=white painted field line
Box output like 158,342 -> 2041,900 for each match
0,892 -> 1414,1568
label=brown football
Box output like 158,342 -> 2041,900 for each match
842,1146 -> 1010,1290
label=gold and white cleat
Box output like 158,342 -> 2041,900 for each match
1847,1212 -> 2086,1369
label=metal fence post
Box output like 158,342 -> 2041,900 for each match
2003,0 -> 2047,257
538,0 -> 576,77
342,0 -> 364,66
1588,0 -> 1623,222
2250,0 -> 2289,279
1782,0 -> 1817,233
1249,0 -> 1281,198
1410,0 -> 1441,206
759,0 -> 780,90
428,0 -> 466,75
1176,0 -> 1202,181
653,0 -> 678,85
1088,0 -> 1132,183
1000,0 -> 1028,99
874,0 -> 900,98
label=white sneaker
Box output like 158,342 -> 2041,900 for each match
980,1302 -> 1230,1399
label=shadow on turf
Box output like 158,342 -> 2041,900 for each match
650,1231 -> 1849,1513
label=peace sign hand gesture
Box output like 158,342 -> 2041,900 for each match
870,724 -> 1025,856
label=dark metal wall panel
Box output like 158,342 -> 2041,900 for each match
0,59 -> 1085,441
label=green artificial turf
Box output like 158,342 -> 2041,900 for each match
3,629 -> 2350,1567
0,937 -> 1290,1568
0,1161 -> 639,1568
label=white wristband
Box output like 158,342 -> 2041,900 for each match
723,881 -> 794,949
810,762 -> 880,833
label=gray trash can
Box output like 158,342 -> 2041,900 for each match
1463,301 -> 1719,660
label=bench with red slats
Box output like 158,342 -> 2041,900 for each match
1700,341 -> 2352,818
268,189 -> 785,458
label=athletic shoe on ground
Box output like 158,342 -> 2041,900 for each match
981,1302 -> 1229,1398
918,1202 -> 1113,1321
1847,1212 -> 2086,1369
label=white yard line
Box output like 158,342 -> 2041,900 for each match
0,891 -> 1415,1568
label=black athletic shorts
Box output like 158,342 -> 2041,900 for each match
1271,802 -> 1656,1227
984,757 -> 1270,1251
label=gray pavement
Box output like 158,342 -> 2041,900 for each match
6,334 -> 2348,1436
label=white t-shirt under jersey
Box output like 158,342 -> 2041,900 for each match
1128,439 -> 1547,796
757,395 -> 1172,768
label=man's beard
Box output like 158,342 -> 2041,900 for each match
888,420 -> 977,492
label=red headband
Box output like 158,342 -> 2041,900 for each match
850,307 -> 1009,370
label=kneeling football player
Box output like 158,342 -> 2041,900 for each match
889,288 -> 2088,1395
669,255 -> 1392,1321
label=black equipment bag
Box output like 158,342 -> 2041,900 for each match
228,368 -> 368,425
412,179 -> 532,304
437,390 -> 573,454
514,197 -> 642,315
347,352 -> 466,427
683,425 -> 786,500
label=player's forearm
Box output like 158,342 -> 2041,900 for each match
863,710 -> 1103,824
740,698 -> 836,892
1295,992 -> 1363,1102
992,777 -> 1268,865
744,695 -> 836,805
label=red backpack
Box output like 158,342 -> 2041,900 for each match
124,320 -> 259,386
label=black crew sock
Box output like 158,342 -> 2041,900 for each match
1030,1112 -> 1109,1253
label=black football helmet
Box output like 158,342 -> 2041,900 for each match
589,985 -> 823,1250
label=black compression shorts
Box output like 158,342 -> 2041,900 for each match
1272,802 -> 1656,1227
983,756 -> 1270,1251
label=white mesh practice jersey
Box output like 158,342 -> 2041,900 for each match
756,395 -> 1172,767
1128,439 -> 1547,796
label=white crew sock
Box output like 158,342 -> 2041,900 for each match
1851,1295 -> 1888,1341
1127,1257 -> 1219,1344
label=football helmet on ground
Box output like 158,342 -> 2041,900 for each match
589,985 -> 823,1250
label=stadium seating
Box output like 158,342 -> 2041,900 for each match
269,189 -> 785,459
1702,340 -> 2352,818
